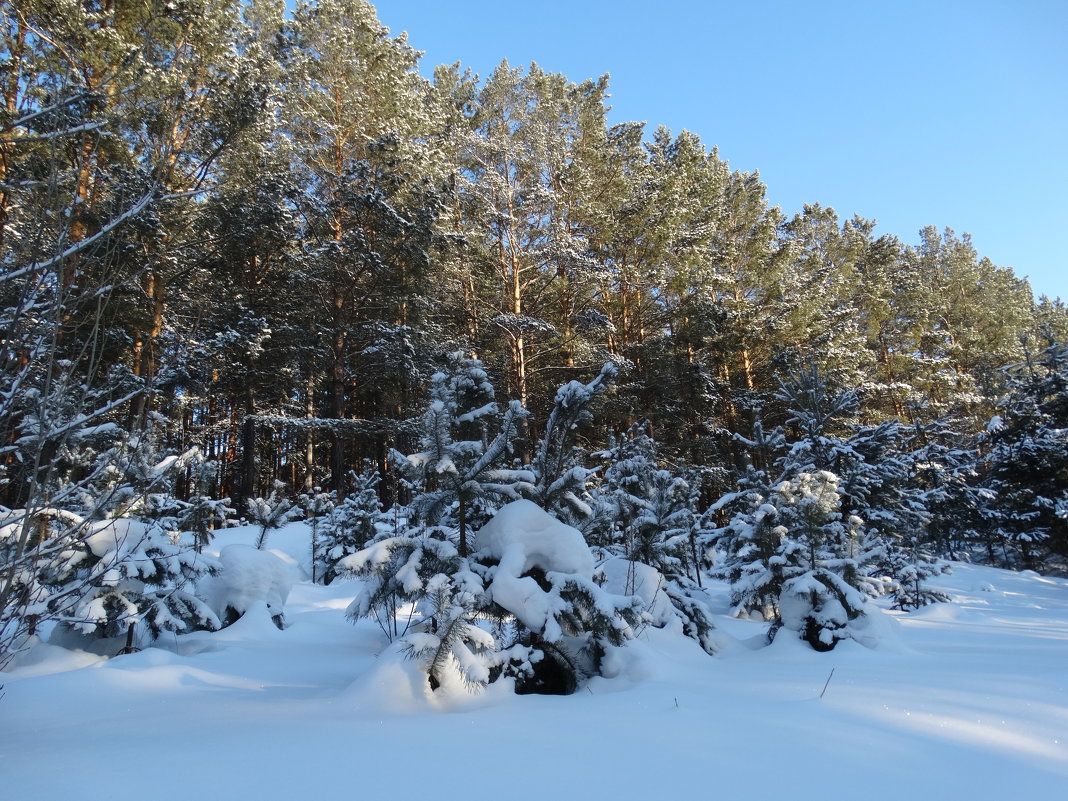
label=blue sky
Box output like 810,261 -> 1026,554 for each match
371,0 -> 1067,301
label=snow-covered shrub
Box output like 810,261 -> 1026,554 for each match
3,513 -> 220,651
199,544 -> 294,629
766,471 -> 870,649
598,557 -> 722,655
714,470 -> 871,650
585,425 -> 720,654
345,500 -> 643,694
474,500 -> 643,693
714,367 -> 958,649
342,527 -> 470,641
391,352 -> 533,557
528,364 -> 615,525
300,487 -> 335,584
401,575 -> 496,692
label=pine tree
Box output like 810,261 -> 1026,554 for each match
529,363 -> 616,524
1,445 -> 221,658
980,340 -> 1068,566
457,62 -> 614,407
299,486 -> 335,583
713,367 -> 949,648
180,458 -> 236,554
769,470 -> 870,650
282,0 -> 441,493
248,481 -> 301,550
590,424 -> 721,654
315,467 -> 390,584
391,352 -> 532,557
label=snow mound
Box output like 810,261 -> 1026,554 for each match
844,604 -> 905,651
85,517 -> 146,560
470,500 -> 644,655
598,557 -> 676,627
343,641 -> 516,714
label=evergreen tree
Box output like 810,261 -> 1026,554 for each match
248,480 -> 301,550
346,498 -> 642,694
391,352 -> 532,557
980,340 -> 1068,566
315,467 -> 389,584
282,0 -> 441,493
299,486 -> 334,583
714,367 -> 949,648
529,363 -> 615,524
590,424 -> 721,654
1,444 -> 220,659
767,470 -> 870,650
458,62 -> 614,408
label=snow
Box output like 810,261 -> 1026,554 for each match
475,498 -> 594,577
599,556 -> 677,627
473,500 -> 602,635
2,523 -> 1067,800
198,543 -> 299,625
84,517 -> 143,560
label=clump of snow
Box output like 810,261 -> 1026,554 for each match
342,641 -> 428,713
474,500 -> 594,636
344,639 -> 517,713
474,499 -> 594,577
84,517 -> 147,561
844,603 -> 905,651
473,500 -> 637,650
199,544 -> 295,627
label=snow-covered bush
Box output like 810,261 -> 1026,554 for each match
979,340 -> 1068,567
344,500 -> 643,694
528,364 -> 615,525
714,368 -> 954,649
2,512 -> 220,652
199,544 -> 295,630
342,528 -> 469,641
766,471 -> 870,649
391,352 -> 533,557
585,425 -> 720,654
598,557 -> 722,655
300,487 -> 335,584
714,469 -> 871,650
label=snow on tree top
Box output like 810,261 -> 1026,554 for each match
85,517 -> 145,560
474,499 -> 594,579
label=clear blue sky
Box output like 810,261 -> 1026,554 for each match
371,0 -> 1067,301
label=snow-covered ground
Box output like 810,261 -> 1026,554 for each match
2,522 -> 1066,800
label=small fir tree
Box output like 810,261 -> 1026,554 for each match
299,486 -> 335,584
529,363 -> 616,524
391,352 -> 533,556
249,481 -> 302,550
979,340 -> 1068,567
316,467 -> 391,584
